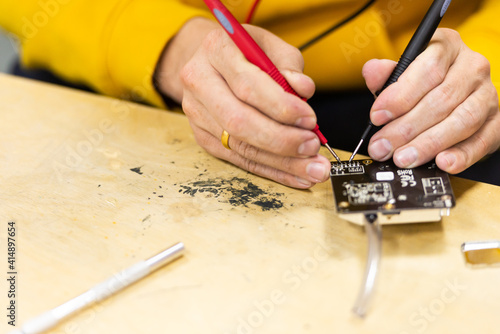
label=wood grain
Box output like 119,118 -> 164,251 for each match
0,74 -> 499,334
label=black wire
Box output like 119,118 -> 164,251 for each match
298,0 -> 377,51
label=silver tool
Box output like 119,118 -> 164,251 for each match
11,242 -> 185,334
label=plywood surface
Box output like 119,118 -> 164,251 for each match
0,74 -> 499,334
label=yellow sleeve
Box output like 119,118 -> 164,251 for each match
456,0 -> 500,95
0,0 -> 211,107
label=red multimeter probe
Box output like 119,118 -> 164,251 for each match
203,0 -> 342,163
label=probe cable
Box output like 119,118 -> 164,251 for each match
299,0 -> 377,51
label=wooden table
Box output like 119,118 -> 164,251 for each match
1,73 -> 499,334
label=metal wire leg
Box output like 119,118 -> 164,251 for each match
352,213 -> 382,317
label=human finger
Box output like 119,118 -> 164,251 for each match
362,58 -> 396,96
206,27 -> 317,129
183,87 -> 331,186
368,46 -> 486,162
181,46 -> 320,158
388,90 -> 491,168
193,126 -> 330,189
436,103 -> 500,174
368,28 -> 462,126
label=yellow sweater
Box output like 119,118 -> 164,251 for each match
1,0 -> 499,107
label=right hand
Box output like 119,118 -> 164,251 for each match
155,18 -> 331,189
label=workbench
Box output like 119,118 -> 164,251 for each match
1,73 -> 499,333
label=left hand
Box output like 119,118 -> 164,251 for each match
362,28 -> 500,174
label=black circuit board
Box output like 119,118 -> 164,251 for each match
330,159 -> 455,214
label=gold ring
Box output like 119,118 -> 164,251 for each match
221,130 -> 231,150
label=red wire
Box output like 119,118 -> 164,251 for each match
245,0 -> 261,23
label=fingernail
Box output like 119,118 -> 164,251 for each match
284,70 -> 313,83
369,139 -> 392,160
298,138 -> 320,156
395,147 -> 418,167
295,116 -> 316,128
371,110 -> 393,125
296,176 -> 312,188
306,162 -> 329,182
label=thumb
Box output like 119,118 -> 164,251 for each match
281,70 -> 316,100
362,59 -> 397,95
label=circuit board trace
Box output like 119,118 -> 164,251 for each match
330,159 -> 455,225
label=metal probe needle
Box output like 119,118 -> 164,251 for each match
312,124 -> 342,163
325,142 -> 342,163
349,123 -> 373,162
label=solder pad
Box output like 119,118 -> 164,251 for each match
330,159 -> 455,225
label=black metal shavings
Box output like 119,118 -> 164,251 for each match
179,177 -> 284,211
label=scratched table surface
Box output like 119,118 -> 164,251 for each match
1,73 -> 499,334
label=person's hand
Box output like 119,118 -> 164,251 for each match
363,28 -> 500,174
154,18 -> 331,188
